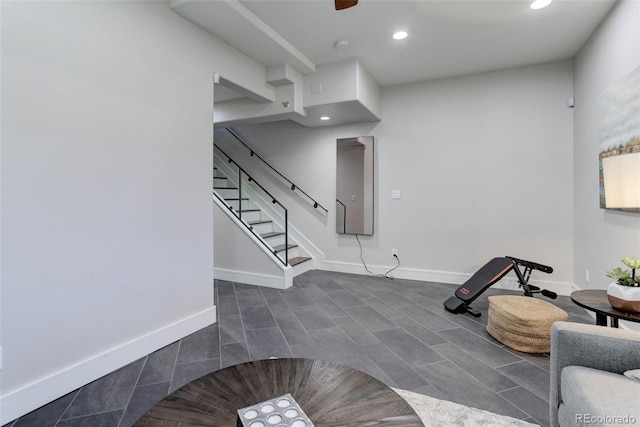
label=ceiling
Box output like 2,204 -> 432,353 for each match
172,0 -> 616,91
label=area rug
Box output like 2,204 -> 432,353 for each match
393,388 -> 539,426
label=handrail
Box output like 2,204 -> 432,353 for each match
214,144 -> 288,266
224,128 -> 329,213
336,199 -> 346,234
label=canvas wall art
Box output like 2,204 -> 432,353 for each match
599,65 -> 640,212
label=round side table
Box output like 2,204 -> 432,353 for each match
570,289 -> 640,327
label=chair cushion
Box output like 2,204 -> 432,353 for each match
559,366 -> 640,426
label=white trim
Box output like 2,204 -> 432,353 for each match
284,221 -> 324,266
318,259 -> 575,296
319,259 -> 465,283
1,307 -> 216,425
224,0 -> 316,74
215,267 -> 292,289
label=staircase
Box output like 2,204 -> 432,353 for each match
213,150 -> 313,275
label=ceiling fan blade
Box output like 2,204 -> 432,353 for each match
335,0 -> 358,11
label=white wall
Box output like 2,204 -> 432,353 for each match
0,1 -> 270,422
217,60 -> 574,291
573,1 -> 640,291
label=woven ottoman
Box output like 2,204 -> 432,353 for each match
486,295 -> 568,353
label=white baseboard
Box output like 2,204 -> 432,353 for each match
0,306 -> 217,425
318,260 -> 574,296
215,267 -> 292,289
318,260 -> 465,283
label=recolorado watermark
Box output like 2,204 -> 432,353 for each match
576,414 -> 637,424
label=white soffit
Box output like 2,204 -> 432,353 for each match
169,0 -> 315,74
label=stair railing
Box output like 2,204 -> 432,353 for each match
214,144 -> 288,266
223,128 -> 329,214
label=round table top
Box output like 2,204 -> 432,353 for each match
134,358 -> 423,426
570,289 -> 640,323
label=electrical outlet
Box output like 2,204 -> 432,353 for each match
585,269 -> 590,283
392,248 -> 398,257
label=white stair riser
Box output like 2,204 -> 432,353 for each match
225,199 -> 258,211
239,210 -> 265,223
249,221 -> 279,235
213,177 -> 232,184
215,188 -> 238,198
275,246 -> 300,260
292,258 -> 314,275
261,233 -> 286,247
213,176 -> 230,184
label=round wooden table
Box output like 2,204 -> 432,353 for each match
570,289 -> 640,327
134,358 -> 424,426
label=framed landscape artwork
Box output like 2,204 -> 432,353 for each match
599,65 -> 640,212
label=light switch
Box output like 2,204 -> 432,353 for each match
391,190 -> 401,199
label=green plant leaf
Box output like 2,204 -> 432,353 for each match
605,267 -> 634,285
606,267 -> 630,279
621,257 -> 640,269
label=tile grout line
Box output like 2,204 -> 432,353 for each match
232,282 -> 251,363
53,389 -> 81,427
167,339 -> 183,394
116,356 -> 148,427
266,291 -> 313,358
308,279 -> 417,390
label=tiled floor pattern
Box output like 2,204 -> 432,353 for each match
5,270 -> 593,427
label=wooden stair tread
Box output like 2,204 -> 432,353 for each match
289,256 -> 311,267
273,243 -> 298,253
261,231 -> 285,238
248,220 -> 272,225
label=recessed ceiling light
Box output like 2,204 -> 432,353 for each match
530,0 -> 551,9
320,116 -> 331,121
392,31 -> 408,40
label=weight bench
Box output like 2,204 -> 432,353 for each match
443,256 -> 556,317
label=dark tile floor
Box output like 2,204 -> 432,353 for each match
4,270 -> 593,427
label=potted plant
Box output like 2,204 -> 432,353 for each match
605,257 -> 640,313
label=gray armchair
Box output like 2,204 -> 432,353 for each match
550,321 -> 640,427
